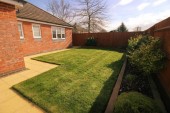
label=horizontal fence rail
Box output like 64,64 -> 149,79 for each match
73,32 -> 142,47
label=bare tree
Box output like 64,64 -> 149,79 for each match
76,0 -> 106,33
47,0 -> 74,23
91,21 -> 107,33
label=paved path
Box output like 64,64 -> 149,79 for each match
0,49 -> 69,113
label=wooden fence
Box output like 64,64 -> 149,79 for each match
72,19 -> 170,111
73,32 -> 142,47
146,17 -> 170,112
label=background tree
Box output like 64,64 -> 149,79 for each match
76,0 -> 107,33
116,23 -> 128,32
73,23 -> 88,33
47,0 -> 75,23
110,30 -> 117,32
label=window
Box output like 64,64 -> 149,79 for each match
32,24 -> 41,38
52,27 -> 57,39
52,27 -> 65,39
57,28 -> 61,38
61,28 -> 65,38
18,23 -> 24,39
52,30 -> 57,38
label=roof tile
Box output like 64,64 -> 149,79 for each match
17,2 -> 72,27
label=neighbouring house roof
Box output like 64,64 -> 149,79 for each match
16,2 -> 72,28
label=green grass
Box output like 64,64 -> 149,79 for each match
13,48 -> 124,113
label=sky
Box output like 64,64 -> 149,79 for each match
27,0 -> 170,31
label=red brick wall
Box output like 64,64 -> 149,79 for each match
18,21 -> 72,56
0,2 -> 25,75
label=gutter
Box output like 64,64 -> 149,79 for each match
17,18 -> 73,29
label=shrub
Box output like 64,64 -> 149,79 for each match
127,35 -> 142,54
124,74 -> 136,90
127,35 -> 166,75
114,92 -> 161,113
85,37 -> 97,46
120,72 -> 153,97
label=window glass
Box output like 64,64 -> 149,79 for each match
52,27 -> 57,39
33,25 -> 41,38
18,23 -> 24,39
61,28 -> 65,38
52,27 -> 65,39
57,28 -> 61,38
52,30 -> 56,38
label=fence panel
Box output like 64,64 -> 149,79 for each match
73,32 -> 140,47
146,17 -> 170,112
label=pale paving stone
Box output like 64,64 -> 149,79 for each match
23,71 -> 44,79
0,94 -> 30,113
0,49 -> 69,113
0,89 -> 16,104
0,80 -> 10,91
1,73 -> 27,86
18,70 -> 40,79
14,105 -> 45,113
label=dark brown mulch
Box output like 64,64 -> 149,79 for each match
119,61 -> 153,98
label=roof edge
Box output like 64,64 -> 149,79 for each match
25,2 -> 73,28
17,18 -> 73,29
0,0 -> 23,7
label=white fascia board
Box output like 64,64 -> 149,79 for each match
17,18 -> 73,29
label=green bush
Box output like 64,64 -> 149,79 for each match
114,92 -> 161,113
85,37 -> 97,46
127,35 -> 142,54
127,35 -> 166,75
124,74 -> 136,90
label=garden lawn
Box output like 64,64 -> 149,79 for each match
13,48 -> 124,113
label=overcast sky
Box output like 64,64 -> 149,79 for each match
27,0 -> 170,31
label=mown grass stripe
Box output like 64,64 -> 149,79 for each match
13,48 -> 124,113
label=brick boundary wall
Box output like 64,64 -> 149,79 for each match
0,2 -> 25,76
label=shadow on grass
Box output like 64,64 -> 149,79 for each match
88,55 -> 125,113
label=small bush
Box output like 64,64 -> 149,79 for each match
124,74 -> 136,90
114,92 -> 161,113
85,37 -> 97,46
127,35 -> 142,53
120,72 -> 153,97
127,35 -> 166,75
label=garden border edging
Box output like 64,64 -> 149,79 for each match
104,57 -> 127,113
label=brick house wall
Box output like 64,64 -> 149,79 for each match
0,2 -> 25,75
18,21 -> 72,56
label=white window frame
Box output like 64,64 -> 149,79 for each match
51,26 -> 66,40
18,22 -> 24,39
32,24 -> 41,39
